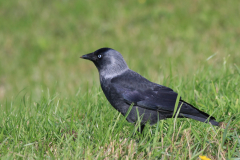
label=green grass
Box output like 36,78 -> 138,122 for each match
0,0 -> 240,159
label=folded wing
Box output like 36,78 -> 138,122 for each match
111,71 -> 218,126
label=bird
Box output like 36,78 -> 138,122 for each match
80,48 -> 219,133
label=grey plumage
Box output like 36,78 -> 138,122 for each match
81,48 -> 219,132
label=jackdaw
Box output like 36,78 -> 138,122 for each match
81,48 -> 219,132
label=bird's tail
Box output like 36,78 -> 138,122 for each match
181,113 -> 219,126
179,100 -> 219,126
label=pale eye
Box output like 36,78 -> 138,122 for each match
98,54 -> 102,58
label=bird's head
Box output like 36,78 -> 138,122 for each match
81,48 -> 129,79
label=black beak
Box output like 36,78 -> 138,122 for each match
80,52 -> 94,61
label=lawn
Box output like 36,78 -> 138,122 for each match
0,0 -> 240,159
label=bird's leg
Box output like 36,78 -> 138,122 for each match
137,124 -> 145,134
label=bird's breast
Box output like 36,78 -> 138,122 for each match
100,79 -> 128,113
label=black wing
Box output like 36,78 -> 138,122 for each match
111,70 -> 219,126
111,70 -> 180,112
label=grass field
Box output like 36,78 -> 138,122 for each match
0,0 -> 240,159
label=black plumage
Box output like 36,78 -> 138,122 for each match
81,48 -> 219,133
